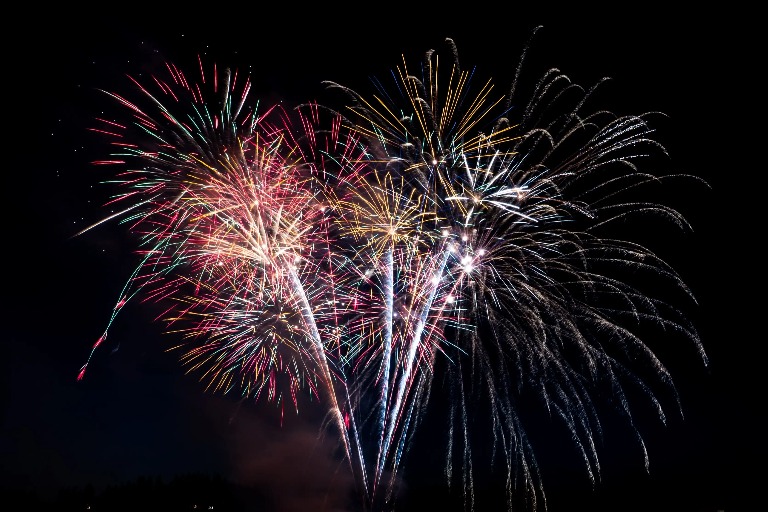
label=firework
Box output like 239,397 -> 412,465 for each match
79,29 -> 707,512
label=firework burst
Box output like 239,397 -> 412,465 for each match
79,29 -> 707,512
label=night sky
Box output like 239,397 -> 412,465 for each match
3,6 -> 756,512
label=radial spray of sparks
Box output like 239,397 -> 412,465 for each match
77,59 -> 376,487
79,29 -> 708,512
317,31 -> 708,510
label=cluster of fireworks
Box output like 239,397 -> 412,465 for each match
78,31 -> 707,511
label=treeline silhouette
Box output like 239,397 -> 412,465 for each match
4,473 -> 270,511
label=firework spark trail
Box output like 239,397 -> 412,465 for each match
79,29 -> 707,512
376,245 -> 394,478
375,241 -> 452,491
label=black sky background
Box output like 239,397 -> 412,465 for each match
3,6 -> 757,511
